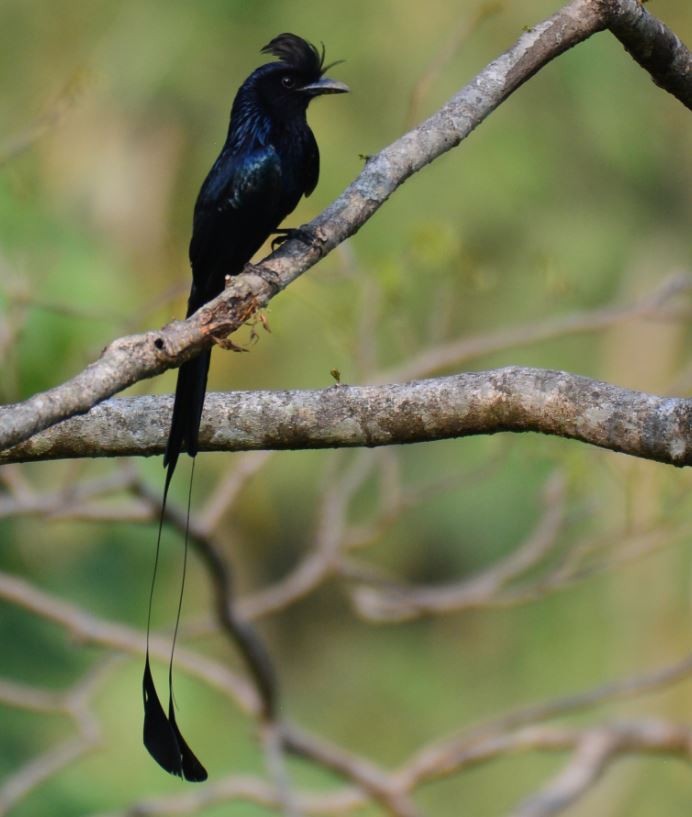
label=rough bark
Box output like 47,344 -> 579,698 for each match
603,0 -> 692,108
2,368 -> 689,467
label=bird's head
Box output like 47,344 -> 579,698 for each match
253,33 -> 349,118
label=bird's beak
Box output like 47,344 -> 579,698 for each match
300,76 -> 350,96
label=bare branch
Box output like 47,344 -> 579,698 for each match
508,720 -> 692,817
88,776 -> 367,817
283,724 -> 422,817
397,651 -> 692,789
261,723 -> 301,817
0,467 -> 138,519
240,451 -> 376,620
0,658 -> 116,816
0,736 -> 94,816
0,569 -> 259,714
509,728 -> 616,817
352,472 -> 567,621
198,450 -> 275,532
497,522 -> 684,606
378,273 -> 691,384
3,368 -> 690,467
0,679 -> 63,713
603,0 -> 692,108
0,72 -> 86,166
405,1 -> 503,126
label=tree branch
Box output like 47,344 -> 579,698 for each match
394,651 -> 692,796
352,472 -> 568,622
603,0 -> 692,108
0,659 -> 114,816
0,569 -> 260,715
377,273 -> 691,384
508,720 -> 692,817
2,367 -> 690,466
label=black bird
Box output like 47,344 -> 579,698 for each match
143,34 -> 348,781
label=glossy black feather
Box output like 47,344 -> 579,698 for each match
143,657 -> 208,781
146,34 -> 347,781
260,33 -> 325,75
164,34 -> 344,470
143,658 -> 182,777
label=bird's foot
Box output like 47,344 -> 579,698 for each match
240,262 -> 264,277
271,226 -> 318,252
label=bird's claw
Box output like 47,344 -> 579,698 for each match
271,226 -> 318,252
241,262 -> 264,277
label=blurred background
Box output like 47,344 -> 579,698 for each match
0,1 -> 690,815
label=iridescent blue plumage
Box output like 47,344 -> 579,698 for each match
143,34 -> 347,782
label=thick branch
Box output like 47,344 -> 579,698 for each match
2,368 -> 690,467
603,0 -> 692,108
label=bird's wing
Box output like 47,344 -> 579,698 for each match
302,129 -> 320,198
196,143 -> 282,212
188,144 -> 282,290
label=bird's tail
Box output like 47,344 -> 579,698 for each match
163,349 -> 211,478
143,347 -> 211,782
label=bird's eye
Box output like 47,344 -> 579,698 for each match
281,75 -> 296,89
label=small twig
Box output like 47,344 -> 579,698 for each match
283,724 -> 423,817
509,729 -> 617,817
377,273 -> 691,384
0,466 -> 139,519
198,450 -> 275,533
0,71 -> 87,166
131,476 -> 278,719
342,442 -> 510,550
0,736 -> 93,816
0,657 -> 118,816
262,722 -> 301,817
0,678 -> 63,713
498,522 -> 682,605
507,720 -> 692,817
239,451 -> 376,619
87,776 -> 367,817
0,568 -> 258,713
396,651 -> 692,789
405,1 -> 504,126
352,472 -> 567,621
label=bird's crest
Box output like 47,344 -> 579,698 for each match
261,33 -> 342,76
